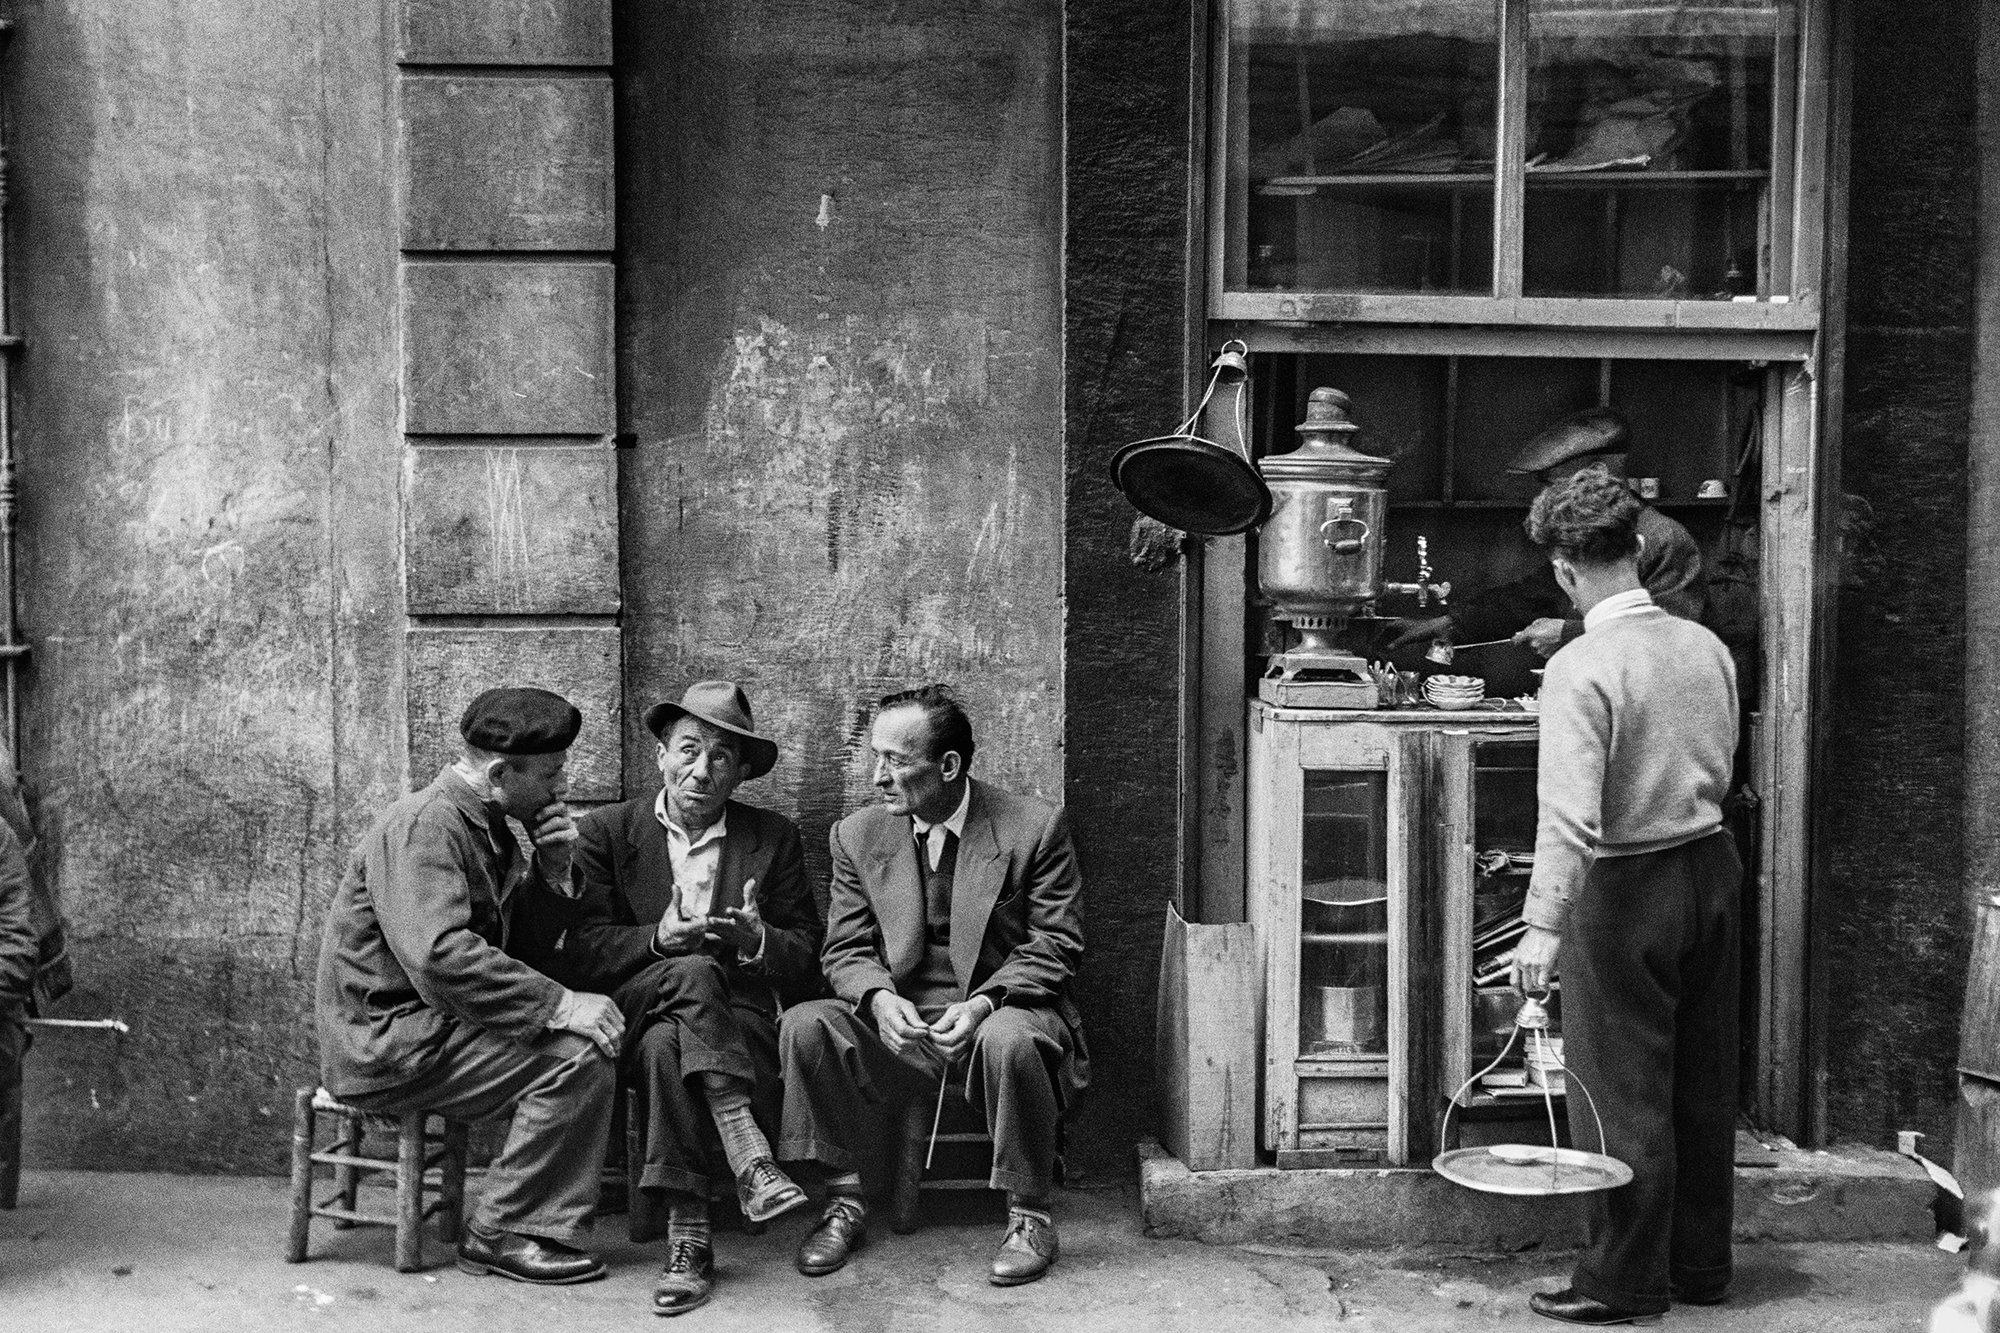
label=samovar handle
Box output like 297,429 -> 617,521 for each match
1318,516 -> 1370,555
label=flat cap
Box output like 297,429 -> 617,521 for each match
459,687 -> 582,756
1506,407 -> 1630,475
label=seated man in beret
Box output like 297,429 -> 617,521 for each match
315,687 -> 624,1285
522,681 -> 823,1317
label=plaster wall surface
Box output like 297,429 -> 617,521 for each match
8,2 -> 404,1170
1823,0 -> 1974,1154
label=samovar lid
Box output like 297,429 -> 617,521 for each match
1259,388 -> 1392,483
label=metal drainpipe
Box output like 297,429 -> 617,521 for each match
1959,0 -> 2000,1193
0,21 -> 21,755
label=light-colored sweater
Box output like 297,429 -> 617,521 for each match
1523,593 -> 1738,933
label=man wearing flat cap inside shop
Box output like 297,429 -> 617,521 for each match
520,680 -> 824,1318
1389,408 -> 1707,663
314,687 -> 624,1286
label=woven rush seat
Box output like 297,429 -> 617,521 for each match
285,1087 -> 470,1272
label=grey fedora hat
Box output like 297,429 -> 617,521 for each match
643,680 -> 779,780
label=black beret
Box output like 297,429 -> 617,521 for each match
459,687 -> 582,756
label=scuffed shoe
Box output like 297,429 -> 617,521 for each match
651,1240 -> 715,1317
735,1157 -> 809,1224
989,1207 -> 1057,1286
1529,1288 -> 1662,1326
795,1194 -> 867,1276
455,1226 -> 607,1285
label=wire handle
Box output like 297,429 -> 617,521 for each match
1437,990 -> 1613,1182
1173,340 -> 1253,462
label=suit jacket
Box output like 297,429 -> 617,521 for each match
823,778 -> 1088,1095
0,821 -> 34,1015
315,770 -> 567,1097
517,795 -> 825,1014
1448,504 -> 1708,646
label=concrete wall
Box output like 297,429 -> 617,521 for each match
10,2 -> 404,1169
1821,0 -> 1976,1153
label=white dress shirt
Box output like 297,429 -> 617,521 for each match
912,782 -> 972,870
1582,587 -> 1655,631
654,791 -> 727,917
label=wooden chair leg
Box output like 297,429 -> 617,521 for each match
891,1098 -> 927,1235
332,1111 -> 364,1229
395,1114 -> 427,1272
0,1021 -> 22,1212
285,1088 -> 316,1262
435,1118 -> 468,1244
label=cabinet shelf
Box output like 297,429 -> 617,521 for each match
1302,930 -> 1390,945
1258,169 -> 1770,197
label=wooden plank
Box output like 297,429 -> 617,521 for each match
1216,321 -> 1816,364
1436,732 -> 1476,1135
400,74 -> 614,252
1213,291 -> 1822,329
1788,0 -> 1831,304
1217,3 -> 1249,296
1155,905 -> 1261,1170
1392,730 -> 1429,1164
1755,362 -> 1817,1138
1195,534 -> 1250,923
1493,0 -> 1529,298
1765,2 -> 1801,294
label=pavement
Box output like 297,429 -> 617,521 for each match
0,1168 -> 1967,1332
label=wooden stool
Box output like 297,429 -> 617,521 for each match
891,1081 -> 995,1233
286,1087 -> 470,1272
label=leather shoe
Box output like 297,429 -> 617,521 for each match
989,1207 -> 1058,1286
795,1195 -> 867,1276
1529,1289 -> 1660,1326
455,1226 -> 607,1285
736,1157 -> 809,1224
652,1240 -> 715,1317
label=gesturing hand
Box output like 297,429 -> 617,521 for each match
927,996 -> 994,1063
528,802 -> 578,885
705,875 -> 766,958
561,992 -> 625,1059
655,884 -> 710,956
870,990 -> 932,1058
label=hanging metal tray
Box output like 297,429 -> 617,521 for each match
1431,1145 -> 1632,1197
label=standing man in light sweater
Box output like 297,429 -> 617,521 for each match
1510,469 -> 1741,1327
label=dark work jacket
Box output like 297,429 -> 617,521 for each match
314,770 -> 569,1097
1448,504 -> 1707,647
516,796 -> 826,1015
0,821 -> 35,1015
823,779 -> 1089,1102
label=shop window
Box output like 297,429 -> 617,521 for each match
1217,0 -> 1801,306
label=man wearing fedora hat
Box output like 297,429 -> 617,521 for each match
1388,408 -> 1707,667
520,680 -> 824,1317
316,687 -> 624,1285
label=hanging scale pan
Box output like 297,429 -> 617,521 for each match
1432,991 -> 1634,1198
1109,341 -> 1272,537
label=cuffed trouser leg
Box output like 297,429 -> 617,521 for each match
0,1008 -> 25,1209
965,1005 -> 1071,1196
1564,832 -> 1741,1315
614,955 -> 756,1086
777,998 -> 937,1171
346,1027 -> 614,1248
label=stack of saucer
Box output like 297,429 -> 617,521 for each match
1423,674 -> 1485,711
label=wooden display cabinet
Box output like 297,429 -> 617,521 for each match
1250,701 -> 1541,1167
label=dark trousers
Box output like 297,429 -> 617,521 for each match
1563,831 -> 1742,1314
611,955 -> 780,1239
0,1008 -> 24,1209
345,1025 -> 613,1247
777,997 -> 1071,1197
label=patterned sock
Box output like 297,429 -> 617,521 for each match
667,1191 -> 711,1250
1007,1191 -> 1051,1219
700,1077 -> 775,1177
824,1171 -> 865,1201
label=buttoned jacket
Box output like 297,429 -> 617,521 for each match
823,778 -> 1088,1094
314,770 -> 567,1097
518,795 -> 825,1013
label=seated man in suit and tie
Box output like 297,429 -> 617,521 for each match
522,680 -> 823,1318
779,684 -> 1088,1288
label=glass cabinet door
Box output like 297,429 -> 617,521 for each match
1224,0 -> 1499,294
1299,770 -> 1391,1056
